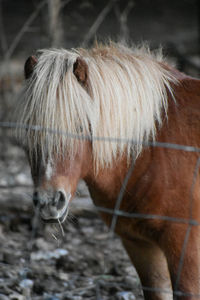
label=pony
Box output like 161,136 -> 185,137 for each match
16,42 -> 200,300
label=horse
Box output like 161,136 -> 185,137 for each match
16,42 -> 200,300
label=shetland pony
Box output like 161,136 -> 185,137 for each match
16,43 -> 200,300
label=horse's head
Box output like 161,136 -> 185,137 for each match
23,54 -> 92,223
20,45 -> 171,223
29,142 -> 92,224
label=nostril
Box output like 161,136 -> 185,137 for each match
56,191 -> 66,211
33,191 -> 39,207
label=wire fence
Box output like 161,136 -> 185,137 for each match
1,120 -> 200,299
0,0 -> 200,299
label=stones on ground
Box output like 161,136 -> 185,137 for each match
9,293 -> 24,300
43,295 -> 60,300
0,294 -> 9,300
15,173 -> 32,185
116,291 -> 136,300
34,237 -> 57,251
31,248 -> 68,261
0,143 -> 144,299
2,251 -> 20,265
124,275 -> 139,287
19,279 -> 33,298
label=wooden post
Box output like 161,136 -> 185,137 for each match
48,0 -> 63,47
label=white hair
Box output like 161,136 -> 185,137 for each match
16,43 -> 177,170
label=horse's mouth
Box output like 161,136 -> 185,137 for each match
40,206 -> 69,224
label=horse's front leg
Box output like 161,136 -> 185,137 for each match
122,238 -> 173,300
162,224 -> 200,300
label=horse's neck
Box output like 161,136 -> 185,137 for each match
84,150 -> 153,209
84,74 -> 200,210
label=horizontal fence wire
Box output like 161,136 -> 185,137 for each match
1,120 -> 200,299
1,121 -> 200,153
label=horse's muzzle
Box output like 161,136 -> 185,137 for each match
33,190 -> 71,223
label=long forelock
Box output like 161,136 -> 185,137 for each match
16,43 -> 177,170
17,48 -> 94,165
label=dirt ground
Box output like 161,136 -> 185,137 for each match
0,140 -> 143,300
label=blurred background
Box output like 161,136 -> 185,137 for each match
0,0 -> 199,299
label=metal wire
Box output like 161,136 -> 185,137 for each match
1,121 -> 200,153
1,121 -> 200,299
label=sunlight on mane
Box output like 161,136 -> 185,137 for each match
16,42 -> 177,170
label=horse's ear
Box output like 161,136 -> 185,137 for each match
73,57 -> 88,87
24,55 -> 37,79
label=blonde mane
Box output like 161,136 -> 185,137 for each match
16,43 -> 176,169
